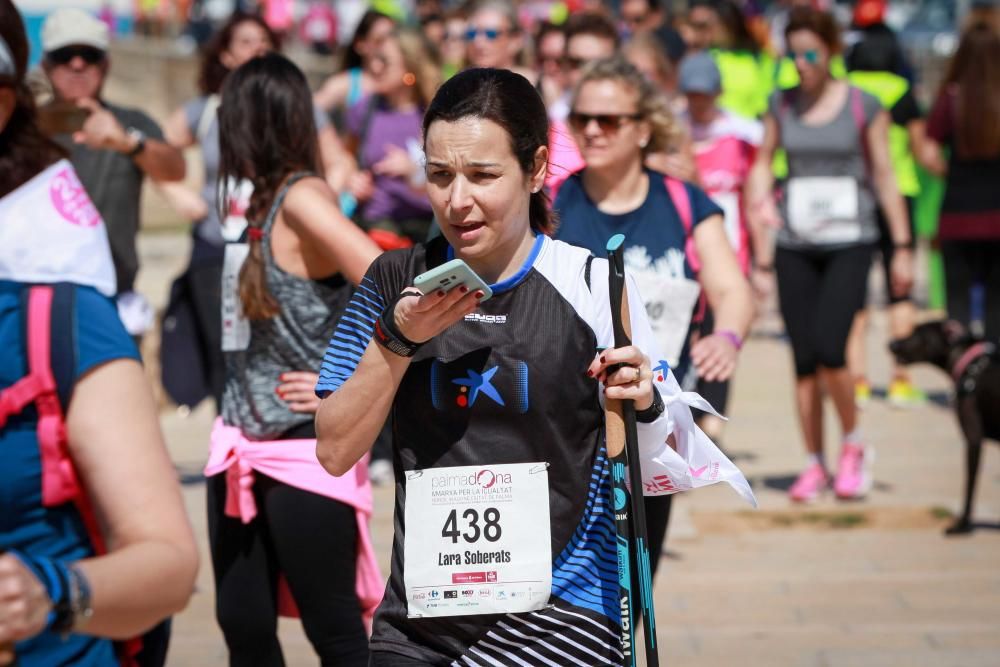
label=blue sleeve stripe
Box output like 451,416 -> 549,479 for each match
345,302 -> 380,320
321,359 -> 362,376
355,282 -> 385,306
334,328 -> 369,348
352,292 -> 384,313
324,343 -> 364,363
338,314 -> 374,335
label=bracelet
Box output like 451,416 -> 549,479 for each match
51,564 -> 93,636
754,263 -> 774,273
716,329 -> 743,350
372,292 -> 424,358
893,241 -> 914,250
9,550 -> 73,632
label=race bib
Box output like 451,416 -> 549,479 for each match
630,270 -> 702,368
404,463 -> 552,618
221,243 -> 251,352
786,177 -> 862,244
711,191 -> 742,252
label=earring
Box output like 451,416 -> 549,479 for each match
639,138 -> 649,149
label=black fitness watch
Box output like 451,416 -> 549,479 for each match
50,564 -> 93,636
635,386 -> 665,424
373,293 -> 424,358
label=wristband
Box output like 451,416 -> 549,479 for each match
716,329 -> 743,350
373,292 -> 424,358
50,564 -> 92,636
635,386 -> 664,424
9,550 -> 70,631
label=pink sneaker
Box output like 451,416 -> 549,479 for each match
834,443 -> 873,499
789,463 -> 829,503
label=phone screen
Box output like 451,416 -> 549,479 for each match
36,103 -> 89,137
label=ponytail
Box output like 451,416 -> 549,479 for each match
529,189 -> 557,235
236,181 -> 280,321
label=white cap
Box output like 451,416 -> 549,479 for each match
42,8 -> 109,54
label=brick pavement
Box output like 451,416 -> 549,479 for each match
135,232 -> 1000,667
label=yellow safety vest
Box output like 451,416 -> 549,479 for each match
711,49 -> 776,121
847,70 -> 920,197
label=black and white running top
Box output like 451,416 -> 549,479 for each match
316,234 -> 752,665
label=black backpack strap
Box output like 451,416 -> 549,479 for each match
49,283 -> 78,412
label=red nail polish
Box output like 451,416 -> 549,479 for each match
599,355 -> 606,364
459,285 -> 468,293
475,290 -> 484,299
586,370 -> 593,377
437,290 -> 446,298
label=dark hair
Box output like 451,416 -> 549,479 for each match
342,10 -> 394,71
940,23 -> 1000,160
198,12 -> 280,96
218,53 -> 318,320
0,0 -> 65,198
846,24 -> 907,73
785,6 -> 842,55
564,11 -> 621,50
422,68 -> 554,235
690,0 -> 760,53
534,20 -> 564,49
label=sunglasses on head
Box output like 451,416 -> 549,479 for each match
47,45 -> 106,66
568,111 -> 642,134
788,49 -> 820,64
465,28 -> 507,42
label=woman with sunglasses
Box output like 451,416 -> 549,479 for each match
554,56 -> 753,579
464,0 -> 533,80
0,3 -> 197,665
745,7 -> 913,504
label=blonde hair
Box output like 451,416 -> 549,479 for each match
571,55 -> 681,156
395,29 -> 442,108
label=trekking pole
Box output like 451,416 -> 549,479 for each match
605,234 -> 660,667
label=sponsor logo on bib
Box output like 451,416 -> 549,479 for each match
49,166 -> 100,227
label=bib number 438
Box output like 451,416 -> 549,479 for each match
442,508 -> 502,544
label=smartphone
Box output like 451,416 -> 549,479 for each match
36,102 -> 89,137
413,258 -> 493,302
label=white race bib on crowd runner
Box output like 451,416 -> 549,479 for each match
630,269 -> 702,368
711,191 -> 742,252
221,243 -> 251,352
404,463 -> 552,618
787,177 -> 862,244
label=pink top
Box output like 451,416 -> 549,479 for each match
688,111 -> 762,274
546,119 -> 586,200
205,418 -> 384,623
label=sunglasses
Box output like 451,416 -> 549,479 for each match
788,49 -> 820,64
561,55 -> 587,71
46,45 -> 106,66
465,28 -> 508,42
568,111 -> 642,134
623,12 -> 649,26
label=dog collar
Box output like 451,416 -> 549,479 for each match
953,342 -> 997,395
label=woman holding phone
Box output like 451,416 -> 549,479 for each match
315,67 -> 752,666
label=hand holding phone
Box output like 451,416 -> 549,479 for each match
36,102 -> 90,137
413,259 -> 493,302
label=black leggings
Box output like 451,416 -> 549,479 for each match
207,472 -> 369,667
941,239 -> 1000,340
776,245 -> 874,377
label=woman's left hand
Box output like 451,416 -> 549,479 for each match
276,371 -> 322,414
587,346 -> 654,411
691,333 -> 740,383
890,247 -> 914,300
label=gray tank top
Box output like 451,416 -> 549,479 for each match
221,173 -> 353,440
772,85 -> 881,250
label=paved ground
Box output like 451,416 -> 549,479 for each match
134,231 -> 1000,667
